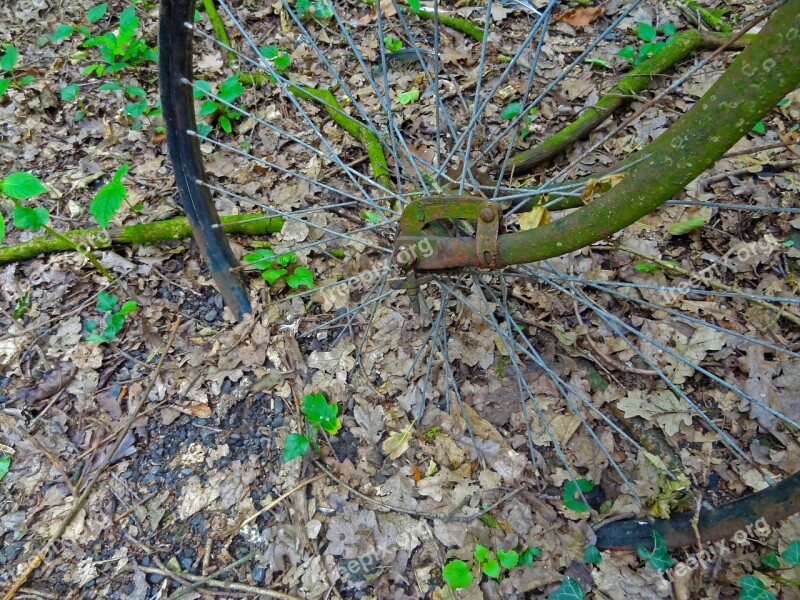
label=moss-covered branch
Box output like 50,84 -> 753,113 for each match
359,0 -> 483,41
509,29 -> 755,173
0,214 -> 284,264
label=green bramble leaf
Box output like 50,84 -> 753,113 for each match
0,45 -> 19,72
12,206 -> 49,232
442,559 -> 472,589
90,165 -> 128,227
283,433 -> 311,461
2,172 -> 47,200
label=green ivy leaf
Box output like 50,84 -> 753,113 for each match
286,266 -> 314,289
61,83 -> 79,101
637,22 -> 657,43
2,172 -> 48,200
782,540 -> 800,567
501,101 -> 522,120
52,24 -> 76,42
638,530 -> 673,572
0,45 -> 19,72
737,576 -> 776,600
482,558 -> 500,579
547,577 -> 584,600
562,478 -> 593,513
583,545 -> 602,565
668,216 -> 705,236
497,549 -> 519,569
12,206 -> 49,231
442,559 -> 472,589
87,3 -> 108,23
0,454 -> 10,481
283,433 -> 311,461
760,552 -> 780,569
398,88 -> 420,105
301,392 -> 341,435
262,268 -> 287,285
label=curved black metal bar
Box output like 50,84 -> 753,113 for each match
159,0 -> 251,320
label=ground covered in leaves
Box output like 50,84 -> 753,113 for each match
1,0 -> 800,598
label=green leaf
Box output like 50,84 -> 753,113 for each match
360,210 -> 380,224
262,268 -> 287,284
0,215 -> 5,245
634,262 -> 659,273
198,100 -> 219,117
276,252 -> 296,267
781,540 -> 800,566
219,75 -> 244,103
243,248 -> 276,268
482,558 -> 500,579
124,85 -> 147,97
668,216 -> 705,236
259,45 -> 279,59
219,114 -> 232,133
283,433 -> 311,461
618,45 -> 635,61
407,0 -> 420,12
97,291 -> 118,312
760,552 -> 780,569
98,82 -> 122,91
585,57 -> 612,69
442,559 -> 472,589
752,121 -> 766,134
497,549 -> 519,569
0,78 -> 10,96
562,478 -> 593,513
90,175 -> 126,228
501,101 -> 522,120
52,24 -> 76,42
638,530 -> 673,572
286,266 -> 314,289
474,544 -> 490,563
87,3 -> 108,23
118,300 -> 138,316
125,100 -> 148,118
12,206 -> 50,232
737,576 -> 776,600
0,454 -> 10,481
660,23 -> 677,36
193,79 -> 211,98
2,172 -> 48,200
547,577 -> 584,600
383,36 -> 402,52
18,75 -> 34,87
637,22 -> 657,43
398,88 -> 420,105
519,546 -> 541,566
301,392 -> 341,435
273,52 -> 291,72
583,545 -> 602,565
61,83 -> 79,101
0,45 -> 19,72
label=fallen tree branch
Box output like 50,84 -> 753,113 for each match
0,213 -> 284,264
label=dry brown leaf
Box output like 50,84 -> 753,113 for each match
519,205 -> 551,231
382,422 -> 415,459
554,6 -> 605,27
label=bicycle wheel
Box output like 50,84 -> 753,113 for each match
160,0 -> 800,592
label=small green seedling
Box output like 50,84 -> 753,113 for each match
81,5 -> 157,76
85,291 -> 138,343
1,44 -> 35,97
442,559 -> 473,589
194,76 -> 245,134
295,0 -> 333,19
243,249 -> 315,290
259,45 -> 292,77
443,544 -> 539,590
0,453 -> 10,482
619,22 -> 676,66
500,101 -> 538,139
283,392 -> 341,461
383,36 -> 403,53
90,164 -> 129,227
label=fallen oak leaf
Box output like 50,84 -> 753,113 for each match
554,6 -> 605,28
